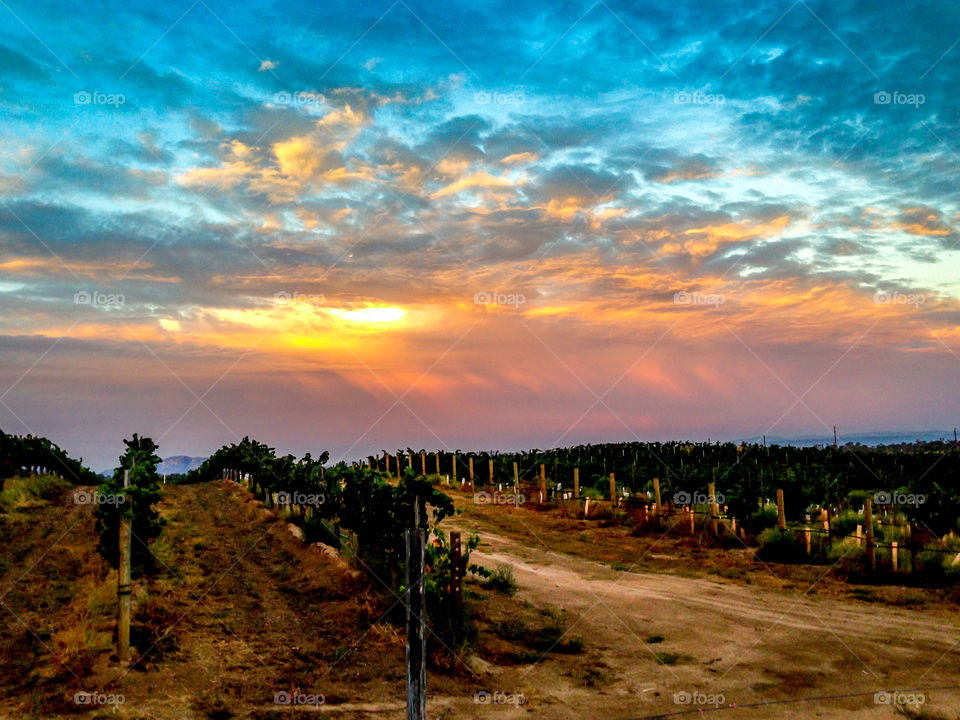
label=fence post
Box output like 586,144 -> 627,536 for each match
118,468 -> 132,665
653,477 -> 662,525
449,531 -> 463,619
421,451 -> 426,476
452,453 -> 457,484
609,473 -> 616,509
540,464 -> 546,503
406,504 -> 426,720
435,452 -> 440,476
468,457 -> 474,492
512,461 -> 519,497
708,482 -> 719,536
573,467 -> 579,499
776,489 -> 786,531
488,458 -> 494,489
864,498 -> 875,571
396,453 -> 402,479
805,525 -> 811,555
689,506 -> 695,534
892,541 -> 898,573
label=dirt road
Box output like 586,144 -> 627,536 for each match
444,511 -> 960,719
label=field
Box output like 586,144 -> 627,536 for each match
2,465 -> 960,719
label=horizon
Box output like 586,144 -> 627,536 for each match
83,427 -> 960,474
3,0 -> 960,475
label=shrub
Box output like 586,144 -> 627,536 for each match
825,540 -> 866,578
0,473 -> 70,512
483,564 -> 517,595
755,527 -> 803,563
749,506 -> 780,532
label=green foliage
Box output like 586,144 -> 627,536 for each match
755,527 -> 803,563
0,473 -> 71,512
0,428 -> 98,484
749,506 -> 780,532
95,434 -> 165,577
483,564 -> 517,594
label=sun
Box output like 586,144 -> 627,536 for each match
329,306 -> 406,324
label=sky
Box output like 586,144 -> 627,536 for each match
1,0 -> 959,470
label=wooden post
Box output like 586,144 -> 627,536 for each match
468,457 -> 474,491
891,541 -> 898,572
396,453 -> 402,479
449,531 -> 463,618
421,451 -> 426,476
573,467 -> 579,499
689,506 -> 695,534
804,525 -> 812,555
452,453 -> 457,484
406,504 -> 426,720
653,477 -> 662,522
708,482 -> 719,536
609,472 -> 616,507
540,464 -> 546,503
512,461 -> 519,496
857,524 -> 862,544
118,468 -> 132,665
864,498 -> 875,571
488,458 -> 494,489
435,452 -> 440,476
776,489 -> 786,531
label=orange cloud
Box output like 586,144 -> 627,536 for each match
431,171 -> 517,199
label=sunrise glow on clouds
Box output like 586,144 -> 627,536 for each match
1,0 -> 959,467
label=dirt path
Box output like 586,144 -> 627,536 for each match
446,511 -> 960,719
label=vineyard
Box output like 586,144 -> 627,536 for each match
4,430 -> 960,718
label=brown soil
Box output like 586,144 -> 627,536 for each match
2,479 -> 959,719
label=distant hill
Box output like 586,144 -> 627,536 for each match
98,455 -> 207,477
158,455 -> 206,475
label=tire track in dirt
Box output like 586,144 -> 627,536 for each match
449,514 -> 960,719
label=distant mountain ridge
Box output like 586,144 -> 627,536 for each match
158,455 -> 206,475
100,455 -> 206,477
